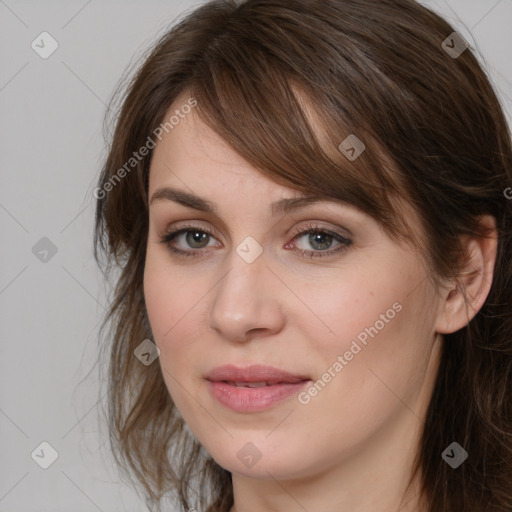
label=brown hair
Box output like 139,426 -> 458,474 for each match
93,0 -> 512,511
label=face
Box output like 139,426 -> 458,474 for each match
143,92 -> 444,481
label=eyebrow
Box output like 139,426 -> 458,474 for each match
149,186 -> 339,216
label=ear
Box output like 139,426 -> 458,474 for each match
435,214 -> 498,335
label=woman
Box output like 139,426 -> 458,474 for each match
93,0 -> 512,511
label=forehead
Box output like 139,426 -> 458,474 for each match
152,106 -> 248,174
149,84 -> 338,179
149,94 -> 301,199
147,89 -> 425,256
147,102 -> 377,231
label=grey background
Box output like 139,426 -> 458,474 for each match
1,0 -> 511,511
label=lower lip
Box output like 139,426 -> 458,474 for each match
207,380 -> 311,412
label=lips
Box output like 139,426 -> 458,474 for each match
206,364 -> 311,412
228,381 -> 277,388
206,364 -> 310,384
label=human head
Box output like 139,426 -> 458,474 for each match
94,1 -> 512,511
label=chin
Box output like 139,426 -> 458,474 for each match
205,440 -> 320,481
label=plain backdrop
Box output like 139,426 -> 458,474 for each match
1,0 -> 511,511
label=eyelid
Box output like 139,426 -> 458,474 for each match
287,220 -> 351,240
159,220 -> 353,260
163,223 -> 221,246
162,220 -> 220,238
286,222 -> 352,257
162,218 -> 351,242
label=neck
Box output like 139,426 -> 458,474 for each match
228,408 -> 427,512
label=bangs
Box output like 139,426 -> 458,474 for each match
181,14 -> 415,247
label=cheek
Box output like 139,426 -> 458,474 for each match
143,253 -> 212,385
143,249 -> 203,341
295,256 -> 431,409
143,262 -> 204,409
294,263 -> 407,357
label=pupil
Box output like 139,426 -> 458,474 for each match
187,231 -> 208,248
310,232 -> 332,250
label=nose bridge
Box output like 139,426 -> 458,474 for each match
208,241 -> 284,341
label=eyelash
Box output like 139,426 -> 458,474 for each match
159,221 -> 352,260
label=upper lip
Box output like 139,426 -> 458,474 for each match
206,364 -> 310,384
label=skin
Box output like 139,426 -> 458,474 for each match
143,91 -> 497,512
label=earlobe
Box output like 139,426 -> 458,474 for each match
435,215 -> 498,335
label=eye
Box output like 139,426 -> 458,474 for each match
287,222 -> 352,259
160,224 -> 220,258
159,221 -> 352,259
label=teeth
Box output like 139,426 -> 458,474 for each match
230,381 -> 272,388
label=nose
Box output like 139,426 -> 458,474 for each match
208,246 -> 286,343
